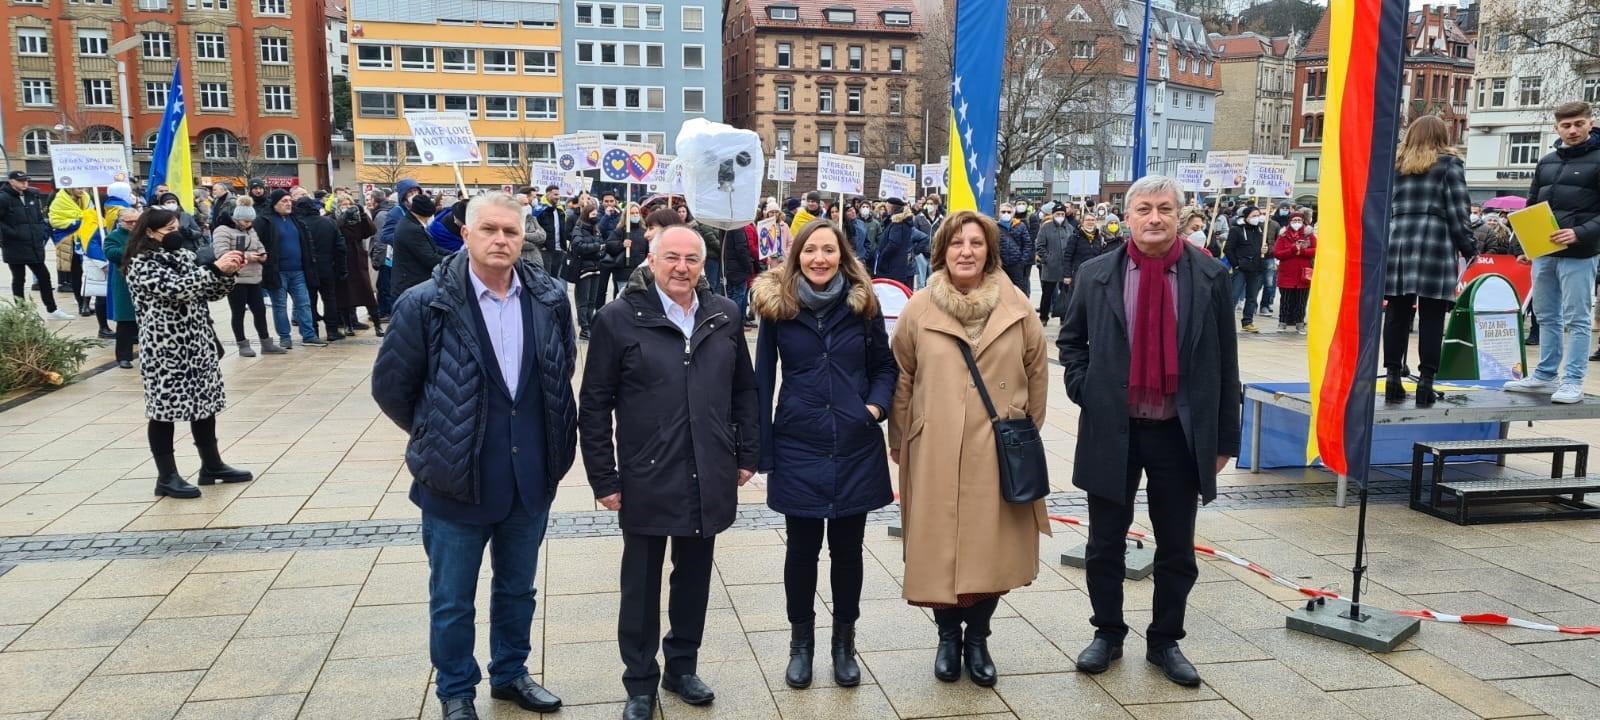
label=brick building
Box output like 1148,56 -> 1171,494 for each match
1403,5 -> 1474,144
723,0 -> 924,196
1288,10 -> 1329,198
1,0 -> 333,189
1210,32 -> 1295,157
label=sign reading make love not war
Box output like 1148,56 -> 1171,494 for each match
1244,156 -> 1295,198
49,144 -> 129,188
878,169 -> 917,201
405,111 -> 480,164
600,140 -> 659,185
1175,163 -> 1207,192
1202,151 -> 1247,190
816,152 -> 865,196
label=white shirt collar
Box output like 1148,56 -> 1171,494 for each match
468,264 -> 522,302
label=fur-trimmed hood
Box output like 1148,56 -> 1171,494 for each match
926,269 -> 1001,328
750,267 -> 873,322
891,210 -> 916,224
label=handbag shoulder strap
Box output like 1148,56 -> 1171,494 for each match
954,338 -> 1000,422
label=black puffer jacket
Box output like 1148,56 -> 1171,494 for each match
578,265 -> 760,537
295,199 -> 347,289
1529,129 -> 1600,259
0,185 -> 49,265
390,213 -> 443,300
372,252 -> 577,503
567,219 -> 605,281
1225,222 -> 1268,273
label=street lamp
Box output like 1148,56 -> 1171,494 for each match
108,35 -> 142,172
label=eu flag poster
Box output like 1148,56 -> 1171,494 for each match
947,0 -> 1007,217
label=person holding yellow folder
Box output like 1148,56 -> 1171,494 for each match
1504,101 -> 1600,404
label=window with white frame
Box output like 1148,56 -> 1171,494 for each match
577,2 -> 595,25
820,44 -> 834,70
888,89 -> 903,115
141,32 -> 172,59
889,47 -> 904,72
263,133 -> 298,160
196,33 -> 227,60
522,142 -> 554,162
1585,77 -> 1600,104
483,49 -> 516,73
1072,41 -> 1094,59
1199,94 -> 1206,110
144,81 -> 169,108
683,45 -> 704,69
847,88 -> 862,114
357,45 -> 393,69
1122,45 -> 1134,62
364,140 -> 397,163
442,48 -> 476,72
138,0 -> 171,8
400,46 -> 435,71
682,6 -> 704,30
523,50 -> 557,74
23,130 -> 51,156
575,85 -> 663,111
485,142 -> 517,166
578,87 -> 596,108
79,29 -> 109,56
259,36 -> 289,64
404,141 -> 423,163
848,45 -> 863,71
645,6 -> 663,28
82,79 -> 114,106
1204,61 -> 1212,77
263,85 -> 292,113
818,129 -> 834,154
198,82 -> 229,110
887,130 -> 903,155
776,43 -> 792,68
599,5 -> 616,25
819,87 -> 834,113
402,93 -> 437,112
576,42 -> 661,67
358,92 -> 396,117
683,88 -> 705,113
443,94 -> 479,117
17,29 -> 48,56
22,79 -> 53,107
197,130 -> 235,159
827,9 -> 853,22
525,96 -> 559,120
258,0 -> 286,14
1508,132 -> 1542,164
768,5 -> 796,20
775,128 -> 792,150
776,85 -> 792,111
1519,76 -> 1542,106
883,11 -> 910,25
484,96 -> 518,119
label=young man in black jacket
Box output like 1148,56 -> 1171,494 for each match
294,198 -> 348,341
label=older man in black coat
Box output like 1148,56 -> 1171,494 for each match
1057,174 -> 1240,688
579,226 -> 759,720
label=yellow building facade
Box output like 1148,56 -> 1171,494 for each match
348,2 -> 564,193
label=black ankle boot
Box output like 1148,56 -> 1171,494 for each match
1385,369 -> 1408,403
1416,373 -> 1437,409
153,453 -> 200,499
831,622 -> 860,687
962,600 -> 998,687
196,437 -> 252,486
933,610 -> 962,682
784,623 -> 814,689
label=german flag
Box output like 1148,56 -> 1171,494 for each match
1305,0 -> 1409,480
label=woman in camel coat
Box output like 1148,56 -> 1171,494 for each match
888,209 -> 1050,689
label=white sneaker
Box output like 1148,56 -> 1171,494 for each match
46,309 -> 74,320
1503,376 -> 1557,394
1552,382 -> 1584,404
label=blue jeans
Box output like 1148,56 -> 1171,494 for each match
278,270 -> 317,341
421,500 -> 551,700
727,281 -> 749,324
265,285 -> 291,343
1260,260 -> 1277,309
1531,255 -> 1599,383
1232,271 -> 1264,325
705,258 -> 724,295
376,265 -> 394,317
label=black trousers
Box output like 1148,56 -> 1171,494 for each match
576,274 -> 605,330
9,262 -> 56,311
1003,264 -> 1031,296
619,532 -> 715,696
1085,418 -> 1200,650
784,513 -> 867,625
1382,294 -> 1450,376
115,319 -> 139,362
311,283 -> 341,335
228,285 -> 270,342
66,252 -> 83,308
1279,288 -> 1310,326
148,415 -> 215,456
1037,278 -> 1062,320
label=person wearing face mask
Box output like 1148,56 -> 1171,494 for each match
605,202 -> 649,300
153,193 -> 204,254
1271,212 -> 1317,334
1178,208 -> 1212,257
1061,213 -> 1113,310
1468,204 -> 1484,233
122,207 -> 252,500
996,203 -> 1035,296
570,198 -> 608,340
1224,205 -> 1268,333
914,195 -> 944,238
1035,205 -> 1075,325
751,220 -> 896,691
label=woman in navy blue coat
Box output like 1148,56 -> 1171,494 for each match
754,219 -> 897,692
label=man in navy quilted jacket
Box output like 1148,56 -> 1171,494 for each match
373,192 -> 579,720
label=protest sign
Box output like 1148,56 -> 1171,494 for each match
600,140 -> 659,184
49,144 -> 129,188
767,159 -> 798,183
878,169 -> 917,201
816,152 -> 865,196
645,154 -> 679,194
1175,163 -> 1207,192
404,112 -> 480,165
1067,170 -> 1100,197
554,132 -> 603,172
1244,156 -> 1295,198
757,218 -> 792,259
1203,151 -> 1247,190
921,163 -> 948,191
531,163 -> 566,190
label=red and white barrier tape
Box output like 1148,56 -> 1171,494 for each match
1043,513 -> 1600,636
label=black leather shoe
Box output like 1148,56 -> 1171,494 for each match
152,454 -> 200,499
660,674 -> 714,705
441,697 -> 478,720
831,622 -> 861,687
784,623 -> 814,688
97,329 -> 116,339
489,675 -> 561,712
1147,645 -> 1201,687
934,621 -> 962,682
1075,638 -> 1122,674
963,636 -> 997,687
622,694 -> 655,720
196,438 -> 253,486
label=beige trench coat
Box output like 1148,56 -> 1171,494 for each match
888,271 -> 1051,605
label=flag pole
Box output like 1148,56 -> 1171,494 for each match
1130,0 -> 1154,183
450,163 -> 468,197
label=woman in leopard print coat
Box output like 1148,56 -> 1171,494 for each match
123,208 -> 255,500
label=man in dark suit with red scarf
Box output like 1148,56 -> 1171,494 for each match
1057,174 -> 1241,688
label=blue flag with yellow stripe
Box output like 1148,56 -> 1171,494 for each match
947,0 -> 1007,217
147,64 -> 194,213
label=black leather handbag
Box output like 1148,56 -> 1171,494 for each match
955,339 -> 1050,504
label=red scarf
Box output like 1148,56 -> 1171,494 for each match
1126,239 -> 1183,409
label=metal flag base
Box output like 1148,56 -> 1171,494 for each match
1059,541 -> 1155,580
1287,598 -> 1421,652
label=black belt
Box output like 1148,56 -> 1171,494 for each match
1129,416 -> 1180,427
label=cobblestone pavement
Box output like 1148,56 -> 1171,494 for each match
0,306 -> 1597,718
